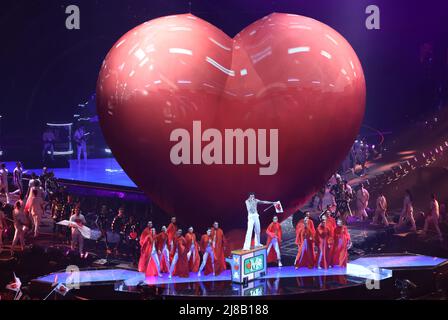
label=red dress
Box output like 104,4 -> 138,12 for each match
138,227 -> 151,273
144,233 -> 160,276
156,231 -> 169,272
211,227 -> 227,275
295,219 -> 316,269
172,236 -> 190,277
167,222 -> 177,244
266,221 -> 282,263
200,234 -> 214,275
316,222 -> 333,269
185,232 -> 200,272
332,225 -> 350,267
326,216 -> 336,237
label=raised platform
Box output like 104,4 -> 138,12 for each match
30,253 -> 448,299
4,158 -> 136,188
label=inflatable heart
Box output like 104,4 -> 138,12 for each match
97,13 -> 365,233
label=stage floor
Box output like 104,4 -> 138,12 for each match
36,253 -> 448,288
32,253 -> 447,298
5,158 -> 136,188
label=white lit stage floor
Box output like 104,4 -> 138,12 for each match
33,254 -> 447,298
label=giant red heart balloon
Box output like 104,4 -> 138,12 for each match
96,13 -> 365,234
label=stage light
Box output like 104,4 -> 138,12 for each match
48,151 -> 73,156
46,122 -> 73,127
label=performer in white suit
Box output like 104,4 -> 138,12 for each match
355,183 -> 369,221
243,192 -> 276,251
422,194 -> 443,242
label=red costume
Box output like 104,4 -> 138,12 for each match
172,235 -> 190,277
211,227 -> 227,275
316,222 -> 333,269
295,219 -> 316,269
199,234 -> 214,275
138,227 -> 151,272
266,221 -> 282,263
326,216 -> 336,236
167,222 -> 177,250
332,225 -> 351,267
156,231 -> 170,272
138,229 -> 159,276
185,232 -> 200,272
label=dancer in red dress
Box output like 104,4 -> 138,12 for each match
167,216 -> 177,252
211,221 -> 227,275
137,221 -> 152,272
316,215 -> 333,269
185,227 -> 200,273
295,213 -> 316,269
266,216 -> 283,267
331,219 -> 351,267
169,229 -> 189,278
322,210 -> 336,236
144,228 -> 162,277
156,225 -> 171,273
198,228 -> 215,276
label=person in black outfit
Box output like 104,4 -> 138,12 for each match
111,207 -> 127,255
62,194 -> 76,244
124,215 -> 140,265
51,193 -> 65,235
95,204 -> 111,252
330,175 -> 353,224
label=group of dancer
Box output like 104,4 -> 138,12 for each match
313,174 -> 444,242
137,217 -> 227,278
0,165 -> 60,251
294,211 -> 351,269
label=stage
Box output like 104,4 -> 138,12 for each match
4,158 -> 136,188
30,253 -> 447,299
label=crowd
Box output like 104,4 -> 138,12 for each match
309,174 -> 445,243
0,163 -> 60,250
1,160 -> 446,281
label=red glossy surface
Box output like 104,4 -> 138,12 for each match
97,13 -> 365,231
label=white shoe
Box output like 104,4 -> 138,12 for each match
168,274 -> 172,279
197,272 -> 201,277
278,261 -> 282,267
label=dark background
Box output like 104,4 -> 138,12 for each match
0,0 -> 447,160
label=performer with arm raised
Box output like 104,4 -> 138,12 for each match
243,192 -> 277,251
